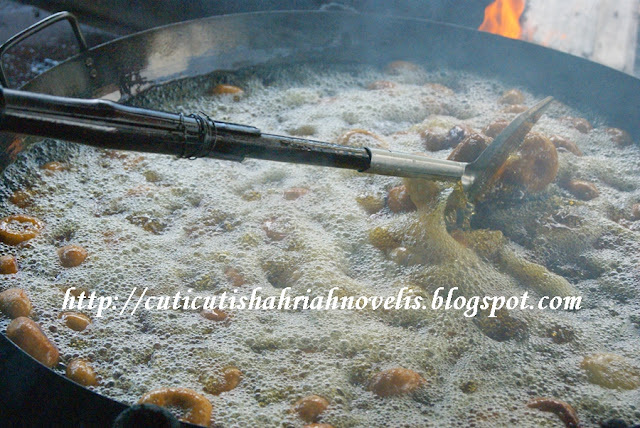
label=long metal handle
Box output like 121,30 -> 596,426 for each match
0,88 -> 555,188
0,87 -> 372,170
0,87 -> 474,179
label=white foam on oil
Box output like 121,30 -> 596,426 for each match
0,63 -> 638,427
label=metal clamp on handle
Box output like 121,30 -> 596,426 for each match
0,11 -> 89,88
178,113 -> 260,161
179,113 -> 217,159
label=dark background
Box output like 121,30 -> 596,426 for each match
16,0 -> 494,34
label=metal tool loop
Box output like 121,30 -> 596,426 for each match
0,12 -> 89,88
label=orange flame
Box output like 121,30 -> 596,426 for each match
478,0 -> 525,39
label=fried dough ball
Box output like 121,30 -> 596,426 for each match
369,226 -> 401,251
209,84 -> 244,101
549,135 -> 582,156
367,80 -> 396,90
6,317 -> 59,368
527,397 -> 580,428
482,119 -> 509,138
262,218 -> 288,241
139,387 -> 212,426
498,89 -> 524,105
57,244 -> 88,268
387,185 -> 417,213
0,215 -> 43,245
385,60 -> 421,74
284,187 -> 309,200
563,116 -> 592,133
224,266 -> 245,287
424,82 -> 454,95
241,190 -> 261,201
422,124 -> 474,152
41,161 -> 67,172
0,255 -> 18,274
356,194 -> 385,214
497,132 -> 558,192
565,179 -> 599,200
368,367 -> 425,397
59,311 -> 92,331
66,358 -> 99,386
261,256 -> 300,289
201,367 -> 242,395
447,133 -> 491,163
581,353 -> 640,390
200,309 -> 229,322
122,155 -> 146,171
292,395 -> 330,423
336,129 -> 388,149
219,367 -> 242,393
0,288 -> 31,318
604,127 -> 633,147
64,286 -> 90,298
9,190 -> 31,208
420,129 -> 448,151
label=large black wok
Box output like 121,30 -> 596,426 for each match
0,10 -> 639,427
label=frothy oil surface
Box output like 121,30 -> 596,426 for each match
0,63 -> 639,427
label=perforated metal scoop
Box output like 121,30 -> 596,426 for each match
0,87 -> 552,201
363,96 -> 554,201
